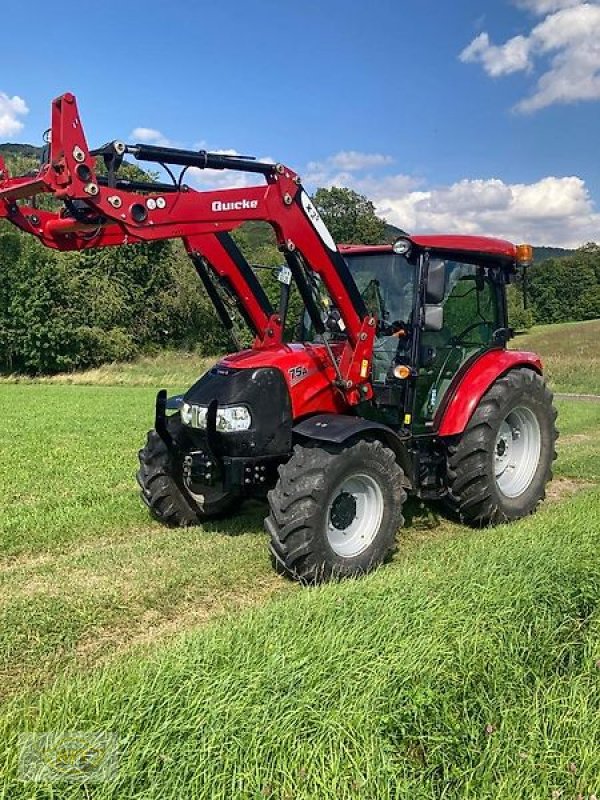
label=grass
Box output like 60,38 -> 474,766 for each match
0,351 -> 216,388
515,318 -> 600,395
1,479 -> 599,797
0,319 -> 599,798
0,385 -> 291,699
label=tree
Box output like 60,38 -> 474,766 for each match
312,187 -> 387,245
528,246 -> 600,324
0,146 -> 236,373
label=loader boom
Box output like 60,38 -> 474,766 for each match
0,93 -> 374,402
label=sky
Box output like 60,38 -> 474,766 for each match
0,0 -> 599,247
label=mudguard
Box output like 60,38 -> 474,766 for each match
293,413 -> 413,486
165,394 -> 184,411
435,350 -> 543,437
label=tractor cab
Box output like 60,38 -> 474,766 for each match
338,237 -> 526,433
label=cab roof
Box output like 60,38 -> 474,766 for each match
339,235 -> 517,262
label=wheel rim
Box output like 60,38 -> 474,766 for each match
326,473 -> 384,558
494,406 -> 541,499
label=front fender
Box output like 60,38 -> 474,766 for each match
435,350 -> 543,437
293,413 -> 413,487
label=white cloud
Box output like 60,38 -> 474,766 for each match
515,0 -> 579,13
372,175 -> 600,248
158,134 -> 598,247
461,32 -> 532,76
460,2 -> 600,111
349,172 -> 422,198
0,92 -> 28,137
130,127 -> 173,147
302,152 -> 599,246
328,151 -> 394,171
187,166 -> 255,191
302,150 -> 415,198
305,150 -> 394,185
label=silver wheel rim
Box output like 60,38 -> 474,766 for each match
326,473 -> 384,558
494,406 -> 541,498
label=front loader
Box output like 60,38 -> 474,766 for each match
0,93 -> 558,583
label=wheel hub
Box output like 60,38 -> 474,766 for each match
330,491 -> 357,530
494,406 -> 541,499
326,473 -> 385,558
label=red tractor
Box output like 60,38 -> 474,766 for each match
0,94 -> 558,583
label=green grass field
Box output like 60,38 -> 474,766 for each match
0,321 -> 599,798
515,318 -> 600,395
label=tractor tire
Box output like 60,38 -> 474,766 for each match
445,367 -> 558,525
266,439 -> 407,584
137,417 -> 236,526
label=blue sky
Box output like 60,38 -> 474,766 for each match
1,0 -> 598,246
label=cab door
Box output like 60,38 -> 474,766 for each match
412,260 -> 504,435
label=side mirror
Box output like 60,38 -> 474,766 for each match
424,304 -> 444,332
426,260 -> 446,305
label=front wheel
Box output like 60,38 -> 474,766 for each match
445,367 -> 558,525
266,439 -> 407,584
137,416 -> 237,526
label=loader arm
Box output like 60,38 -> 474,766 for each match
0,92 -> 374,402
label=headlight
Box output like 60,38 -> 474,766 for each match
393,237 -> 411,256
181,402 -> 193,426
216,406 -> 252,432
180,403 -> 251,432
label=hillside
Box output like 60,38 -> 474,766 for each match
0,142 -> 42,160
515,318 -> 600,394
383,221 -> 408,240
534,245 -> 576,261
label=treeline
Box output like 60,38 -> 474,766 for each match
0,232 -> 237,374
528,243 -> 600,324
0,148 -> 263,373
0,177 -> 386,374
506,244 -> 600,330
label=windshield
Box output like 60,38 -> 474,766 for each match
343,253 -> 416,328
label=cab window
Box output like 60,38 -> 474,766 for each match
345,252 -> 416,329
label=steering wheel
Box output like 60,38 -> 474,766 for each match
449,320 -> 495,346
378,319 -> 410,338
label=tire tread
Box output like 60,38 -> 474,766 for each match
445,367 -> 558,525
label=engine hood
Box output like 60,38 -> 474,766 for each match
217,343 -> 348,418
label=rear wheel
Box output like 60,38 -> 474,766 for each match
445,368 -> 558,525
137,415 -> 236,526
266,439 -> 407,584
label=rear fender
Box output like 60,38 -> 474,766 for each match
293,413 -> 413,487
435,350 -> 543,437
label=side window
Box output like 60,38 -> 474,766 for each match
442,263 -> 499,345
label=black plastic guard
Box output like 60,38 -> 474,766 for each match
155,389 -> 173,448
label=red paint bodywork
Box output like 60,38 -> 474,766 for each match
435,350 -> 543,437
220,343 -> 347,419
218,346 -> 543,434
